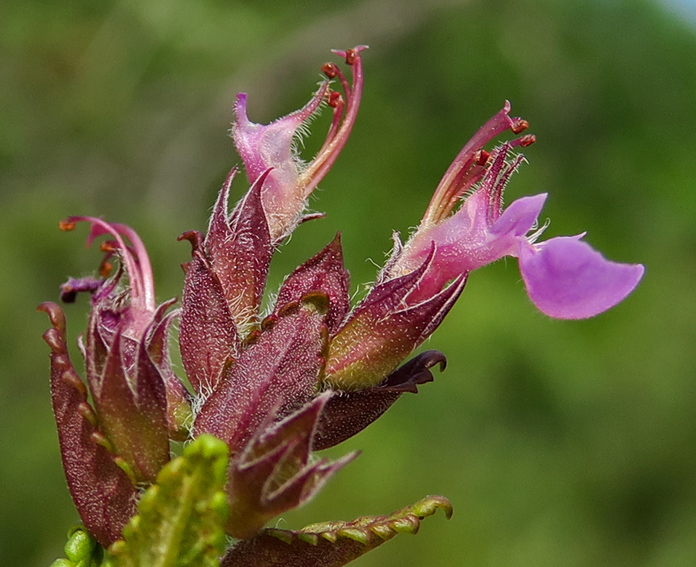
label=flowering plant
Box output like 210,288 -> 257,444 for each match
40,47 -> 643,567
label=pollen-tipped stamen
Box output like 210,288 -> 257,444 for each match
316,90 -> 345,158
421,102 -> 533,225
61,216 -> 156,312
300,46 -> 367,194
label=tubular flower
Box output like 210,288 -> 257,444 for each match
233,46 -> 366,243
384,104 -> 644,318
40,47 -> 644,567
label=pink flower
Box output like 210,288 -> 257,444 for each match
233,47 -> 366,242
386,105 -> 644,319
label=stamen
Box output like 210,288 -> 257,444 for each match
318,91 -> 345,157
519,134 -> 536,147
322,63 -> 338,79
328,91 -> 343,108
59,219 -> 76,231
422,103 -> 517,225
62,217 -> 154,310
326,62 -> 351,100
511,118 -> 529,134
476,150 -> 491,166
300,47 -> 366,195
344,48 -> 358,65
422,104 -> 534,226
479,145 -> 510,223
489,152 -> 525,223
99,261 -> 113,278
100,241 -> 116,253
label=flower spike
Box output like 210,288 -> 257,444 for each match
41,46 -> 644,565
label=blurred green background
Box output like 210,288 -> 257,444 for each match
2,0 -> 695,565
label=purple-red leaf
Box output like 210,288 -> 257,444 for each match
93,326 -> 170,483
325,260 -> 465,391
313,351 -> 446,451
194,296 -> 329,453
146,304 -> 192,440
179,238 -> 239,395
38,302 -> 137,547
274,234 -> 351,335
225,394 -> 357,539
204,168 -> 273,334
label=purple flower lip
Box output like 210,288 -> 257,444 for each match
518,236 -> 645,319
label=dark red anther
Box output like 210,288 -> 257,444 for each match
59,219 -> 76,232
476,150 -> 491,166
328,91 -> 343,108
99,261 -> 113,278
511,119 -> 529,135
519,134 -> 536,147
344,49 -> 357,65
322,63 -> 338,79
100,241 -> 116,253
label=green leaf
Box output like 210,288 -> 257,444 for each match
109,434 -> 230,567
221,495 -> 453,567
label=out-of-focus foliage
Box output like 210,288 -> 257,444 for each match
1,0 -> 694,565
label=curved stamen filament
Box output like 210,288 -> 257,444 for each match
317,90 -> 345,158
61,217 -> 155,311
300,46 -> 367,195
422,102 -> 530,225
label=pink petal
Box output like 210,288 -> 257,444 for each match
490,193 -> 547,237
519,237 -> 645,319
